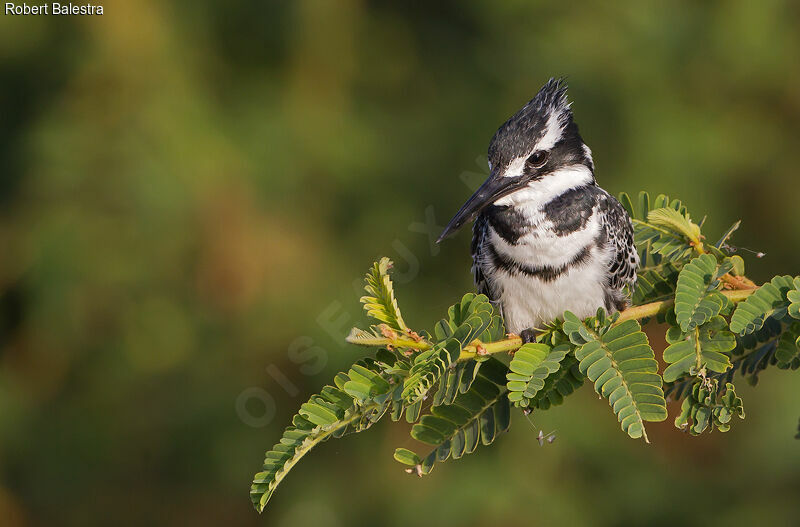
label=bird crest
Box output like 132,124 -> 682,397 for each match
488,78 -> 573,169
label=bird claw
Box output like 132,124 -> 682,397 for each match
520,328 -> 538,344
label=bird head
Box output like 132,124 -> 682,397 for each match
438,78 -> 595,242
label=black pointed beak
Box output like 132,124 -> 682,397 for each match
437,170 -> 520,243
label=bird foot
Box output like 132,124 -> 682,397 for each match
520,328 -> 538,344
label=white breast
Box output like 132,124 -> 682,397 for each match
491,244 -> 611,333
480,164 -> 611,333
490,213 -> 601,269
484,208 -> 611,333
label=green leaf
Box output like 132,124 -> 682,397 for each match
458,360 -> 481,394
506,343 -> 571,408
360,257 -> 408,332
715,220 -> 741,249
729,275 -> 796,335
252,382 -> 382,510
729,255 -> 746,276
618,191 -> 635,219
662,316 -> 736,382
775,322 -> 800,370
476,314 -> 505,343
299,401 -> 341,426
409,294 -> 503,406
624,193 -> 699,269
402,343 -> 452,405
393,448 -> 422,466
531,357 -> 585,410
342,363 -> 391,402
675,380 -> 744,435
439,293 -> 496,346
665,314 -> 792,401
432,363 -> 462,406
563,312 -> 667,442
674,254 -> 731,332
787,277 -> 800,320
251,360 -> 398,512
403,361 -> 511,475
254,238 -> 800,511
634,261 -> 682,305
404,400 -> 422,423
728,316 -> 785,386
345,327 -> 391,347
648,207 -> 702,245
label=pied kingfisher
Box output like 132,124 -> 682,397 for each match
438,78 -> 638,338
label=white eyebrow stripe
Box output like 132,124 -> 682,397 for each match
500,106 -> 571,179
535,110 -> 565,152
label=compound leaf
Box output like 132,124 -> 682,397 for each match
251,361 -> 395,512
506,343 -> 571,408
401,359 -> 511,475
360,257 -> 408,332
675,380 -> 744,435
663,316 -> 736,382
775,321 -> 800,370
648,207 -> 702,246
531,356 -> 585,410
729,275 -> 796,335
787,277 -> 800,320
563,313 -> 667,442
674,254 -> 731,332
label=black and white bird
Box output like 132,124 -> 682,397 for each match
438,78 -> 638,338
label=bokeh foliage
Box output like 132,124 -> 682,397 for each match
1,1 -> 799,526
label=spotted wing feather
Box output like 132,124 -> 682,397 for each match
471,213 -> 500,304
596,190 -> 638,309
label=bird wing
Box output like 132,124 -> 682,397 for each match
597,190 -> 639,294
471,212 -> 500,303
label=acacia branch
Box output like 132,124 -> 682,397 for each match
457,288 -> 758,360
362,284 -> 759,360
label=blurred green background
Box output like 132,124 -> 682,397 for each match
1,1 -> 799,525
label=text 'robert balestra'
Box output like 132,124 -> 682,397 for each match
5,3 -> 104,15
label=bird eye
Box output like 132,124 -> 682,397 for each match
526,151 -> 548,168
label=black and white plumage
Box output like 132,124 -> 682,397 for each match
439,79 -> 638,334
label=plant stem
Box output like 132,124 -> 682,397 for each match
457,288 -> 758,360
720,273 -> 757,290
458,335 -> 523,360
354,287 -> 759,360
394,337 -> 432,350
